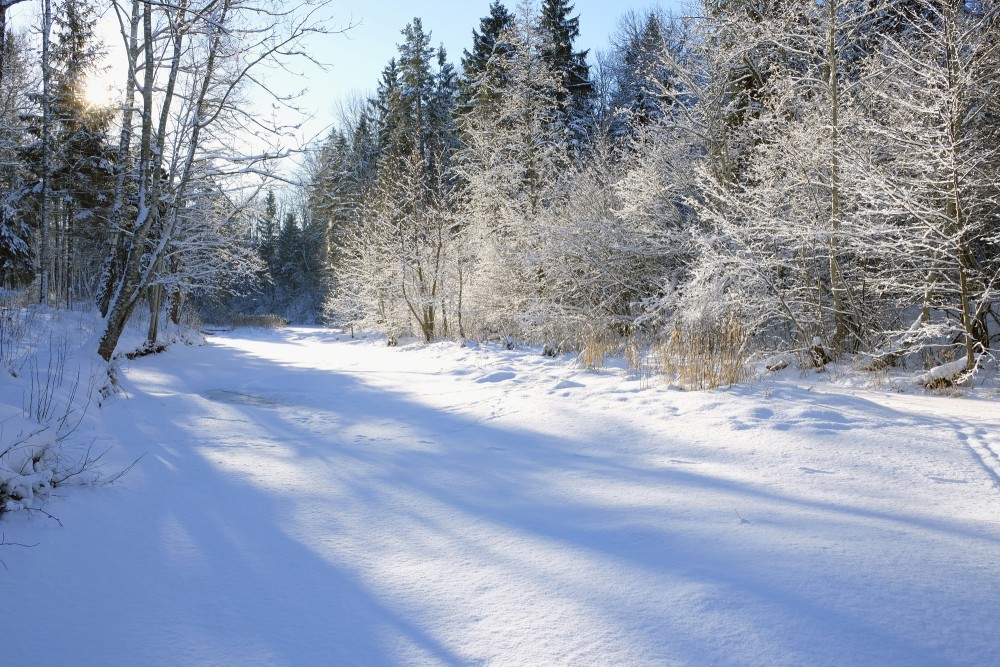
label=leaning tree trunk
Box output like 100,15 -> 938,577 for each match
98,0 -> 141,317
98,2 -> 169,361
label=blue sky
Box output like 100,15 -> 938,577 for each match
320,1 -> 678,99
293,0 -> 683,138
10,1 -> 683,150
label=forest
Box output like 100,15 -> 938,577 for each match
3,3 -> 1000,662
0,0 -> 998,384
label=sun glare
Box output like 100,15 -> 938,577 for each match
82,75 -> 119,108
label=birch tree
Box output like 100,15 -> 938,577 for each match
97,0 -> 336,361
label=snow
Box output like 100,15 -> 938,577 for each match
916,355 -> 979,387
2,326 -> 1000,666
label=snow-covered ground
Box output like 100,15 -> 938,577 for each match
3,326 -> 1000,666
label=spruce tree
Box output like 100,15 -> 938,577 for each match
275,210 -> 304,298
48,0 -> 113,306
606,11 -> 682,141
459,1 -> 515,117
257,189 -> 278,286
537,0 -> 592,145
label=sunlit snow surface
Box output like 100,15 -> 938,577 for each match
3,327 -> 1000,666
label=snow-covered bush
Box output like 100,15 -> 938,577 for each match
1,431 -> 57,514
0,299 -> 138,520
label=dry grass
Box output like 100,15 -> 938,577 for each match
655,316 -> 752,390
581,328 -> 613,370
624,335 -> 644,373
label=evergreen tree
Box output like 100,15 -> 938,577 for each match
459,1 -> 515,116
257,189 -> 278,284
537,0 -> 592,146
428,45 -> 460,179
371,58 -> 401,161
324,18 -> 463,340
455,1 -> 570,338
605,10 -> 686,141
275,210 -> 304,297
47,0 -> 114,306
0,29 -> 31,287
0,1 -> 27,89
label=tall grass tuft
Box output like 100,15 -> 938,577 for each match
656,316 -> 752,390
581,327 -> 613,370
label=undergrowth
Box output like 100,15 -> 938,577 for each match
0,296 -> 136,521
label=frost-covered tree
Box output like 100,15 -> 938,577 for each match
328,18 -> 460,340
0,28 -> 32,286
856,0 -> 1000,369
459,1 -> 515,117
602,9 -> 687,141
676,0 -> 883,352
455,1 -> 570,339
96,0 -> 336,360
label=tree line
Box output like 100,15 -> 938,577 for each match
0,0 -> 333,360
296,0 -> 998,377
0,0 -> 997,377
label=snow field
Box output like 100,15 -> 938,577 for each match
2,326 -> 999,666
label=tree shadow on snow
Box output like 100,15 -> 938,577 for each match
78,331 -> 1000,666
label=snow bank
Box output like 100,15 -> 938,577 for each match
916,355 -> 978,387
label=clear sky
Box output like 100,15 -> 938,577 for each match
11,1 -> 684,152
287,0 -> 682,143
320,1 -> 676,99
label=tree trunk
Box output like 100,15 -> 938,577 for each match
169,287 -> 185,325
98,0 -> 141,317
147,285 -> 162,345
38,0 -> 52,305
825,0 -> 854,352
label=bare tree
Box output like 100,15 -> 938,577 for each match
96,0 -> 339,361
